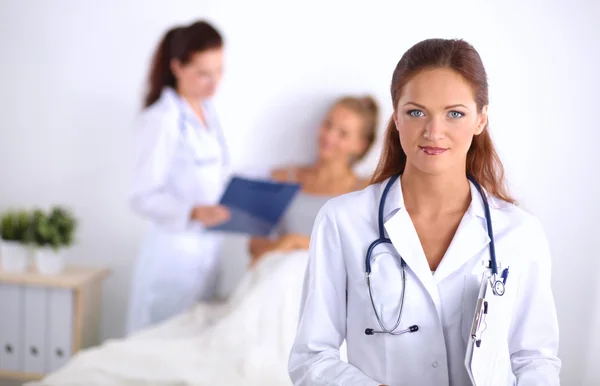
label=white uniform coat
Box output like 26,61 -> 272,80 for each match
288,176 -> 561,386
126,87 -> 229,334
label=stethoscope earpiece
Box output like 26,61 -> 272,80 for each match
364,325 -> 419,336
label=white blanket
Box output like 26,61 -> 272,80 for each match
28,249 -> 319,386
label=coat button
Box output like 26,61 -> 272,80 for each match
432,361 -> 439,368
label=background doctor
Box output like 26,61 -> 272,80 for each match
288,38 -> 561,385
126,20 -> 231,335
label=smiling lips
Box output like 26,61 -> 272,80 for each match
420,146 -> 447,155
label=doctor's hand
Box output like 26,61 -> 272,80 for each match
191,205 -> 231,227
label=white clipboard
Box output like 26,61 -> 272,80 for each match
464,272 -> 511,386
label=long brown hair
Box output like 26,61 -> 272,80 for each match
370,38 -> 514,203
144,20 -> 223,108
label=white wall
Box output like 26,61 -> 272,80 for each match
0,0 -> 598,384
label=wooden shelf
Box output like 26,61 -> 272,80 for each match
0,369 -> 44,381
0,264 -> 109,289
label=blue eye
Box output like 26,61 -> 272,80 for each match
407,110 -> 424,117
448,111 -> 464,119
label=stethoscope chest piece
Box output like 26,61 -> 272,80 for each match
491,279 -> 505,296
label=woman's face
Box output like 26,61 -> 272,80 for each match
394,67 -> 488,176
317,104 -> 368,164
171,47 -> 224,100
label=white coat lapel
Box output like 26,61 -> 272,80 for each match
434,182 -> 493,284
433,215 -> 490,284
378,178 -> 494,293
378,178 -> 436,295
384,210 -> 436,295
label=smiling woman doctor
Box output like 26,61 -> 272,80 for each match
288,39 -> 561,385
126,21 -> 231,335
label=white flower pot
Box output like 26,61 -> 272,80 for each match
0,240 -> 30,273
35,247 -> 65,275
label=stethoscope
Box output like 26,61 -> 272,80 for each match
364,174 -> 505,336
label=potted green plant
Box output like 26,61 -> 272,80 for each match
0,209 -> 33,272
30,207 -> 77,275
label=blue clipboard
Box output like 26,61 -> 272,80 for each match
207,176 -> 301,236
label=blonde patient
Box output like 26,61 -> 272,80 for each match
28,94 -> 380,386
249,95 -> 379,264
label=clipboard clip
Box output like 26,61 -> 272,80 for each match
471,298 -> 489,348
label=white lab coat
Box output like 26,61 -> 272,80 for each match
126,87 -> 229,335
288,177 -> 561,386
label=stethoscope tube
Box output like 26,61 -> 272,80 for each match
364,175 -> 417,336
364,174 -> 503,337
468,175 -> 506,297
365,258 -> 419,336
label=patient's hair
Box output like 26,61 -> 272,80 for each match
144,20 -> 223,107
333,96 -> 379,162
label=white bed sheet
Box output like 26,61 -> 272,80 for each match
26,249 -> 340,386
